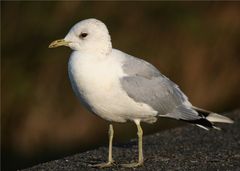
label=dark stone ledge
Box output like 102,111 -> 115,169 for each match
21,110 -> 240,171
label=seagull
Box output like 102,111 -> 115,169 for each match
49,18 -> 234,168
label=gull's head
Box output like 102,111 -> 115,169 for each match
49,18 -> 112,54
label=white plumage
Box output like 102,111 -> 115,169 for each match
49,18 -> 233,168
68,50 -> 158,123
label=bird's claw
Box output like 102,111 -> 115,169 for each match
90,161 -> 115,168
121,161 -> 143,168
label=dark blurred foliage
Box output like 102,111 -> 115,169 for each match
1,2 -> 240,170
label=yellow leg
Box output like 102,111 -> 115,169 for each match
121,121 -> 144,168
108,124 -> 114,163
91,124 -> 114,168
138,123 -> 144,164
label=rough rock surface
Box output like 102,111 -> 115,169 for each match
22,111 -> 240,171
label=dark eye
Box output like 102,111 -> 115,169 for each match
79,32 -> 88,38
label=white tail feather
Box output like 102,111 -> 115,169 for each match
213,126 -> 221,130
206,113 -> 234,123
196,124 -> 209,130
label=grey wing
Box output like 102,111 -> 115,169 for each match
121,55 -> 201,121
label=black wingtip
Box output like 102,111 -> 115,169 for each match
181,118 -> 214,129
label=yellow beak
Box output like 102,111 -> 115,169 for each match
48,39 -> 70,48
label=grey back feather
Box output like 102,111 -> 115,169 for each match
121,54 -> 201,121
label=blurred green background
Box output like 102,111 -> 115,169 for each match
2,2 -> 240,170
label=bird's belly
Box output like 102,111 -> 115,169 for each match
68,59 -> 157,123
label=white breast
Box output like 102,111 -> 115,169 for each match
68,50 -> 157,123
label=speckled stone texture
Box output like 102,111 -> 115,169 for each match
21,110 -> 240,171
